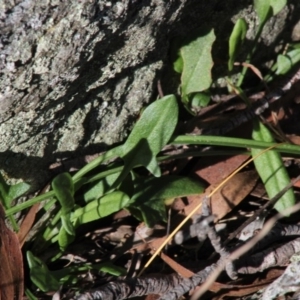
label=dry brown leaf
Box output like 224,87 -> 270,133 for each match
192,154 -> 249,185
17,203 -> 40,248
144,294 -> 160,300
159,251 -> 195,278
288,134 -> 300,145
0,202 -> 24,299
133,171 -> 258,254
235,62 -> 263,81
185,170 -> 258,221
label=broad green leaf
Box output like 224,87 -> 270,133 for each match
180,28 -> 215,97
27,251 -> 60,292
83,172 -> 121,203
190,92 -> 211,108
228,18 -> 248,71
58,226 -> 75,250
118,172 -> 134,198
0,173 -> 30,208
127,199 -> 166,228
251,121 -> 295,212
72,145 -> 123,181
73,176 -> 88,192
128,176 -> 204,227
9,182 -> 31,202
254,0 -> 287,25
286,48 -> 300,65
52,172 -> 74,215
276,49 -> 300,75
72,191 -> 130,225
131,176 -> 204,204
118,95 -> 178,180
276,54 -> 292,75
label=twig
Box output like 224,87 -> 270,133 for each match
73,273 -> 182,300
236,237 -> 300,274
224,175 -> 300,247
261,260 -> 300,300
72,222 -> 300,300
202,196 -> 237,280
189,201 -> 300,300
202,66 -> 300,136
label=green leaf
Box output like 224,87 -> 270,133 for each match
0,173 -> 30,208
25,288 -> 38,300
276,49 -> 300,75
72,145 -> 123,181
61,215 -> 75,235
82,172 -> 121,203
276,54 -> 292,75
27,251 -> 60,292
228,18 -> 248,71
52,172 -> 74,215
290,42 -> 300,49
52,262 -> 126,281
180,28 -> 215,97
8,182 -> 31,201
129,176 -> 204,227
127,200 -> 166,228
118,95 -> 178,180
190,92 -> 211,108
173,54 -> 183,73
97,262 -> 127,276
254,0 -> 286,25
131,176 -> 204,204
58,225 -> 75,250
171,37 -> 184,74
72,191 -> 130,225
251,121 -> 295,213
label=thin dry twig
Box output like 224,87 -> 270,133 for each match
72,222 -> 300,300
224,175 -> 300,246
189,201 -> 300,300
202,66 -> 300,136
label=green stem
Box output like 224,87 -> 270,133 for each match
8,214 -> 19,232
72,146 -> 122,182
5,191 -> 55,216
42,209 -> 62,242
25,288 -> 38,300
171,135 -> 300,155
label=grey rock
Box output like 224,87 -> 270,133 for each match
0,0 -> 299,189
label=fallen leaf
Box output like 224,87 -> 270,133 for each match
192,154 -> 249,185
0,202 -> 24,299
17,203 -> 40,247
159,251 -> 195,278
133,171 -> 258,255
288,134 -> 300,145
185,170 -> 258,221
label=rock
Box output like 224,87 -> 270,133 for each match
0,0 -> 299,188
